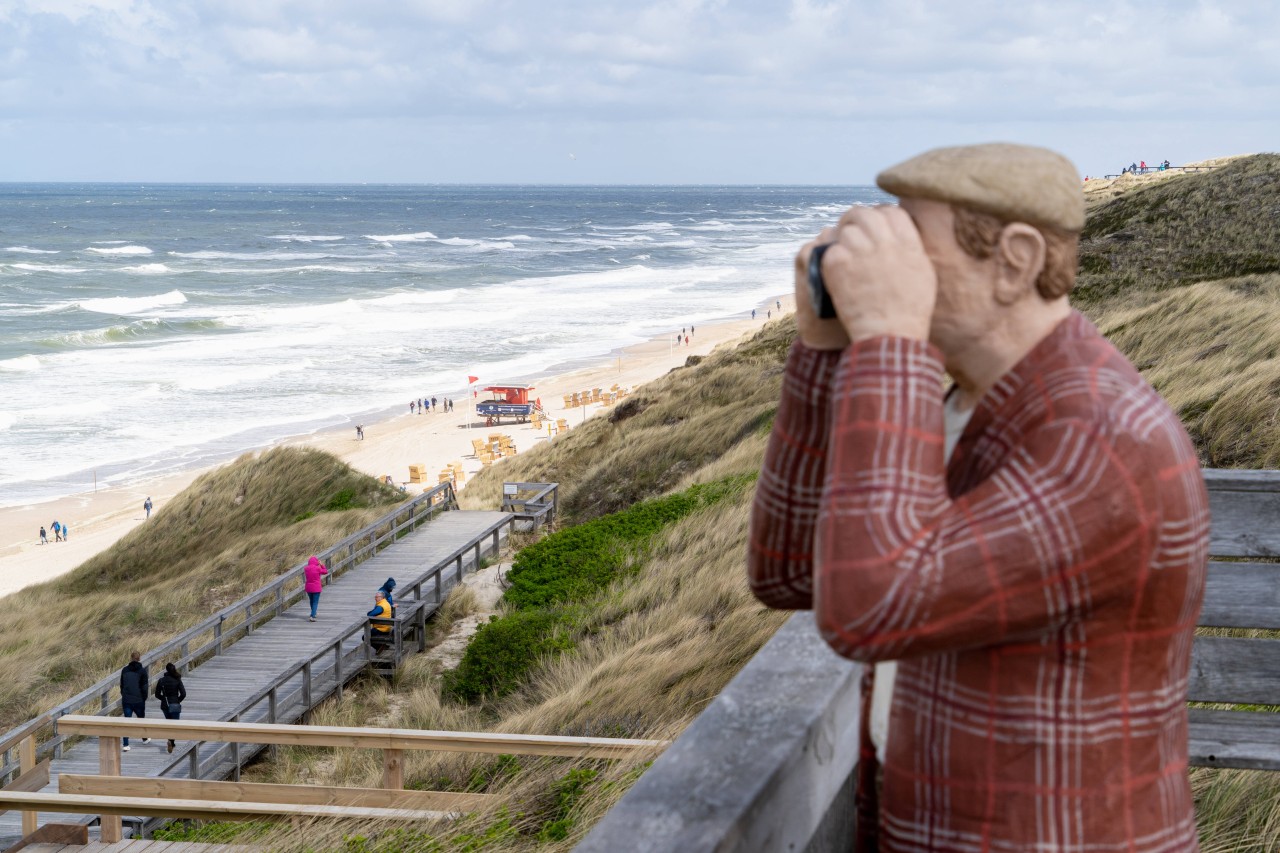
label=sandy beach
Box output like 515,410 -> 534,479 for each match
0,297 -> 794,600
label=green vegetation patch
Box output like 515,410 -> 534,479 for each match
444,474 -> 755,703
504,474 -> 756,610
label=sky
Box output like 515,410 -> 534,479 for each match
0,0 -> 1276,184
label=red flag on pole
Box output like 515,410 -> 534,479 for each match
467,375 -> 478,384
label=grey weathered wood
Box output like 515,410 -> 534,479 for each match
1189,708 -> 1280,770
1205,470 -> 1280,557
1188,637 -> 1280,705
1200,561 -> 1280,629
576,613 -> 862,853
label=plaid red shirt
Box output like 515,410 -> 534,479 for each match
749,312 -> 1208,853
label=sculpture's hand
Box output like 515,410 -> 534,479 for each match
794,227 -> 851,351
824,205 -> 936,343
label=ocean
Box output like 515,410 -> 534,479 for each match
0,183 -> 885,508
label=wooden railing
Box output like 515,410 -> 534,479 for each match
1101,165 -> 1218,178
0,482 -> 459,785
501,482 -> 559,532
53,716 -> 666,842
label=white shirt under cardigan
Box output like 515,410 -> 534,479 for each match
868,389 -> 974,762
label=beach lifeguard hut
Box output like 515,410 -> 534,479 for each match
475,383 -> 539,426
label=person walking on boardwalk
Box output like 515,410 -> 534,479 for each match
368,591 -> 393,650
154,662 -> 187,753
304,555 -> 328,622
119,652 -> 150,751
143,497 -> 153,519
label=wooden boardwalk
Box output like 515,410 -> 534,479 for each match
0,510 -> 511,846
23,843 -> 256,852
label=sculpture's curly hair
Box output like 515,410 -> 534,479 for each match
952,207 -> 1078,299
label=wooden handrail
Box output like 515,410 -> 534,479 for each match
0,790 -> 448,823
58,774 -> 493,812
57,716 -> 667,758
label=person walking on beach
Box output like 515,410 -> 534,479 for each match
51,520 -> 62,542
304,555 -> 328,622
119,652 -> 150,751
431,396 -> 438,412
39,526 -> 47,545
356,424 -> 364,440
751,309 -> 756,320
144,497 -> 153,519
153,662 -> 186,753
62,521 -> 69,541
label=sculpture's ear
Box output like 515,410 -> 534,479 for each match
993,222 -> 1046,305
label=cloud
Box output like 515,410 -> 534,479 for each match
0,0 -> 1276,180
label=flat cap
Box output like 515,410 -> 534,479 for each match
876,142 -> 1084,232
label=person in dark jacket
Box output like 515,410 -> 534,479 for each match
119,652 -> 150,750
154,662 -> 187,753
377,577 -> 397,610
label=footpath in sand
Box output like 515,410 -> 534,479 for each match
0,299 -> 793,600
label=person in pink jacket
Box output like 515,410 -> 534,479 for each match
303,556 -> 328,622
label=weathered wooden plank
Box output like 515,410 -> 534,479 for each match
58,717 -> 665,758
1189,708 -> 1280,770
1206,474 -> 1280,556
1189,636 -> 1280,704
1201,561 -> 1280,628
0,791 -> 450,822
58,775 -> 492,812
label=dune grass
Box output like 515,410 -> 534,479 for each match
0,446 -> 403,730
1076,154 -> 1280,303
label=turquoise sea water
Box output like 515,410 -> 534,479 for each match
0,184 -> 885,507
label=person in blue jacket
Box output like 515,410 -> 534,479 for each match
377,577 -> 396,609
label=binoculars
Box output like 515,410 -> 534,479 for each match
807,244 -> 838,319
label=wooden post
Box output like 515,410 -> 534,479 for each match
382,749 -> 404,791
335,644 -> 344,700
97,735 -> 122,843
19,736 -> 36,837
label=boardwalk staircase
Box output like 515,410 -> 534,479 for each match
0,481 -> 561,846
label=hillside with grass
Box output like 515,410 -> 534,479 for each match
0,447 -> 402,729
43,155 -> 1280,851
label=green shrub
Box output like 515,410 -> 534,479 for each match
504,474 -> 756,611
443,474 -> 755,704
442,609 -> 576,703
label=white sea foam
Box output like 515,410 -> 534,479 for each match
266,235 -> 346,242
4,246 -> 59,254
0,412 -> 14,431
363,231 -> 437,242
121,263 -> 173,275
0,355 -> 40,372
169,250 -> 350,262
86,245 -> 153,256
79,290 -> 188,315
436,237 -> 516,250
7,263 -> 89,274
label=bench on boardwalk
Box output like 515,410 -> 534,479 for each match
575,468 -> 1280,853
